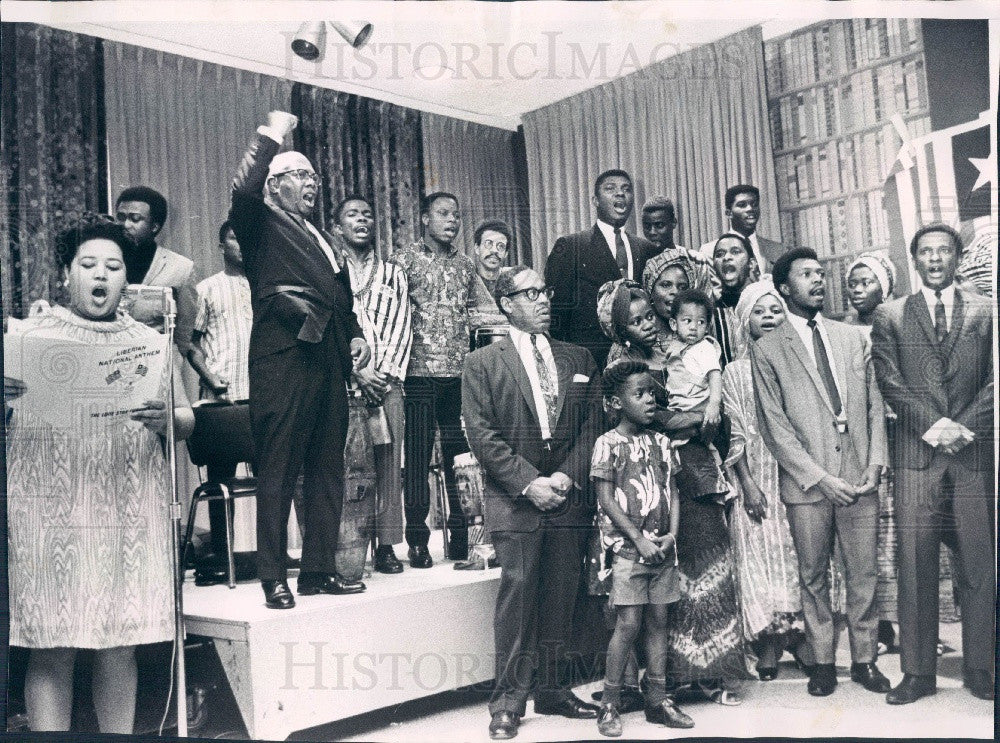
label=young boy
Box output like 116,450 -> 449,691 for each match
663,289 -> 730,501
591,360 -> 693,737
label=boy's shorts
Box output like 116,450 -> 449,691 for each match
610,553 -> 680,606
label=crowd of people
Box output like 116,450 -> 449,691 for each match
2,109 -> 994,737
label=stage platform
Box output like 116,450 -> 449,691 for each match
182,541 -> 500,741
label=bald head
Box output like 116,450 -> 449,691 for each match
265,151 -> 319,218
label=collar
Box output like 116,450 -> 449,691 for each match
508,325 -> 550,347
786,310 -> 823,334
919,283 -> 956,305
596,219 -> 626,244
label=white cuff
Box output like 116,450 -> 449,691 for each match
921,417 -> 954,447
256,125 -> 284,145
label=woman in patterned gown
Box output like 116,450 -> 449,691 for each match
4,216 -> 194,733
722,279 -> 809,679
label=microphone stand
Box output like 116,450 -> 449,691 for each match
156,287 -> 188,737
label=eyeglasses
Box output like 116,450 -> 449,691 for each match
504,286 -> 554,302
277,169 -> 321,185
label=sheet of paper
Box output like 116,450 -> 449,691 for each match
4,322 -> 169,432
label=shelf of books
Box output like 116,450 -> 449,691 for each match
765,19 -> 932,313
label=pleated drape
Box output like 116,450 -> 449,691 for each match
103,42 -> 293,284
523,27 -> 779,269
420,113 -> 532,265
1,24 -> 105,319
292,85 -> 423,260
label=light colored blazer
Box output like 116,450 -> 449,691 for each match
750,317 -> 887,505
129,245 -> 197,354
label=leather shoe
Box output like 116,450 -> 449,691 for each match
591,685 -> 644,713
851,662 -> 891,693
195,566 -> 229,587
261,580 -> 295,609
807,663 -> 837,696
408,545 -> 433,568
488,710 -> 519,740
964,670 -> 995,701
644,699 -> 694,728
757,665 -> 779,681
597,702 -> 622,737
534,694 -> 599,719
374,546 -> 404,574
454,552 -> 486,570
297,572 -> 366,595
886,674 -> 936,705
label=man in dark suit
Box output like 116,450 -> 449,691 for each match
870,223 -> 995,704
699,184 -> 785,272
752,248 -> 890,698
545,169 -> 655,369
463,266 -> 604,740
230,111 -> 370,609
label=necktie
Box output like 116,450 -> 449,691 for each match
934,290 -> 948,344
613,227 -> 629,278
530,334 -> 559,433
807,319 -> 842,417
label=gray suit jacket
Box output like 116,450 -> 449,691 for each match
461,336 -> 603,532
128,245 -> 197,355
870,289 -> 993,472
750,318 -> 887,505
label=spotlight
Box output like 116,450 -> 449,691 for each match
291,20 -> 373,62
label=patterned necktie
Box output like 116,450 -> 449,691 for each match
613,227 -> 629,278
807,319 -> 842,417
530,334 -> 558,433
934,290 -> 948,344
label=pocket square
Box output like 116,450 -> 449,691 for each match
572,374 -> 590,383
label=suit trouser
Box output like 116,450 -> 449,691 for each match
249,343 -> 347,581
785,491 -> 879,665
895,454 -> 995,678
374,386 -> 405,546
402,376 -> 468,551
489,524 -> 589,716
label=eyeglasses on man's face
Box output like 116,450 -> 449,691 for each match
278,169 -> 321,185
505,286 -> 554,302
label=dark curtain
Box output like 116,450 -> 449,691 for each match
1,24 -> 106,320
292,85 -> 423,259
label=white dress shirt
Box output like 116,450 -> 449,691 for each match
919,283 -> 956,332
785,312 -> 845,412
509,325 -> 559,440
596,219 -> 633,279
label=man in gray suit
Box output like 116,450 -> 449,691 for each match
463,266 -> 603,739
871,224 -> 994,704
751,248 -> 889,697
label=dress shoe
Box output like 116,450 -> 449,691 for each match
756,664 -> 779,681
374,546 -> 404,574
591,685 -> 644,713
596,702 -> 622,737
261,580 -> 295,609
488,710 -> 519,740
964,670 -> 995,700
644,699 -> 695,728
886,674 -> 936,705
408,545 -> 433,568
454,552 -> 486,570
851,662 -> 891,693
807,663 -> 837,696
297,572 -> 366,595
534,694 -> 599,719
195,566 -> 229,586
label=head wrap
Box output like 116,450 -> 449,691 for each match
596,278 -> 646,345
732,277 -> 784,357
846,250 -> 895,300
641,248 -> 693,300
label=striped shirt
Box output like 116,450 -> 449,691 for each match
193,271 -> 252,400
346,253 -> 412,381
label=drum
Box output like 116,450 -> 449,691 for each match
473,324 -> 509,350
454,452 -> 491,549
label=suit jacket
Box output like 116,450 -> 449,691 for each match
870,289 -> 993,472
229,133 -> 362,375
699,234 -> 785,272
127,245 -> 198,355
751,318 -> 887,505
462,336 -> 604,532
545,225 -> 655,368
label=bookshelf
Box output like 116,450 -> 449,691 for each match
764,19 -> 933,314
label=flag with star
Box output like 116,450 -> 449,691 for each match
882,110 -> 996,294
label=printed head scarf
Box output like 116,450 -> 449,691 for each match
642,248 -> 694,302
732,277 -> 784,358
596,278 -> 646,345
846,250 -> 896,301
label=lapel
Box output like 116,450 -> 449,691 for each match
497,337 -> 542,428
143,246 -> 168,284
585,225 -> 620,280
780,320 -> 835,414
551,339 -> 574,429
905,292 -> 937,347
941,288 -> 966,359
